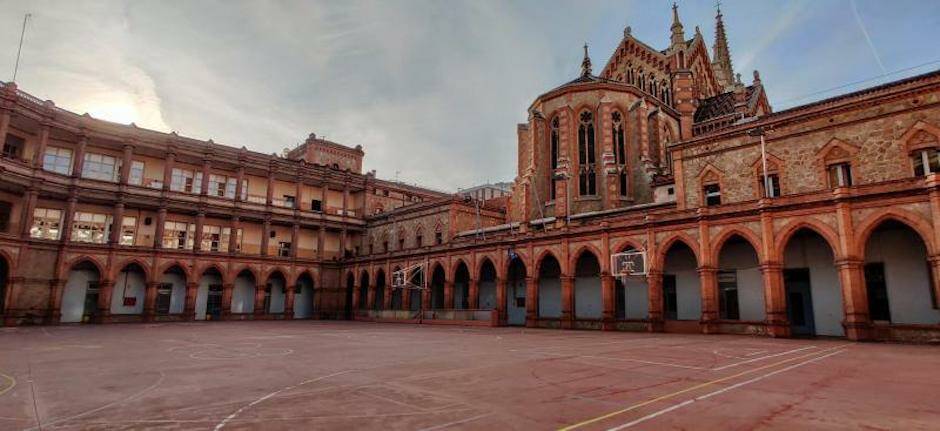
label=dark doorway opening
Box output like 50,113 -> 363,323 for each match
785,268 -> 816,336
663,274 -> 678,320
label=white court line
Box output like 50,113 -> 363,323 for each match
605,349 -> 847,431
710,346 -> 817,371
416,412 -> 492,431
213,370 -> 352,431
537,345 -> 818,372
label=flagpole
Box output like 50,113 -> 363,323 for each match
12,13 -> 31,83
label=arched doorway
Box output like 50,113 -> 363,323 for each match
574,251 -> 602,319
538,254 -> 561,319
430,264 -> 446,309
232,269 -> 257,315
294,272 -> 315,319
358,271 -> 369,310
716,235 -> 766,321
782,228 -> 843,336
265,271 -> 287,315
454,262 -> 470,309
863,220 -> 939,325
374,269 -> 386,310
662,241 -> 701,321
158,265 -> 187,316
61,260 -> 102,323
196,267 -> 224,320
506,257 -> 527,326
478,259 -> 497,310
111,263 -> 147,316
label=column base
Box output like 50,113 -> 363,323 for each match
646,318 -> 664,333
560,313 -> 573,329
601,318 -> 616,331
764,316 -> 791,338
700,319 -> 720,334
844,320 -> 873,341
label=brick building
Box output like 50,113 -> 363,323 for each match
1,5 -> 939,341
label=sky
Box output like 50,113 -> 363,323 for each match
0,0 -> 938,191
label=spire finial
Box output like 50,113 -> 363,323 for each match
670,2 -> 685,48
581,43 -> 592,77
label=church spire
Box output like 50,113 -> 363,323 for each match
581,43 -> 592,77
711,2 -> 736,91
670,2 -> 686,48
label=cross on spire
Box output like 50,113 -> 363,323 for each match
581,43 -> 592,77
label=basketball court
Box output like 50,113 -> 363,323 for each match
0,321 -> 937,430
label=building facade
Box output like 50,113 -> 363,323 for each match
1,6 -> 939,342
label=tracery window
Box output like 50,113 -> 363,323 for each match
577,111 -> 596,196
612,111 -> 627,197
549,117 -> 559,201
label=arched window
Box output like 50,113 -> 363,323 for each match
414,226 -> 424,248
549,117 -> 560,201
578,111 -> 596,196
612,111 -> 627,197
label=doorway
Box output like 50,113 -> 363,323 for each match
784,268 -> 816,336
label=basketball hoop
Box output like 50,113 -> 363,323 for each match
392,263 -> 427,291
611,249 -> 647,285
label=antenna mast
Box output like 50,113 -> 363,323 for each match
12,13 -> 31,83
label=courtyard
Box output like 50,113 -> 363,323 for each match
0,321 -> 937,430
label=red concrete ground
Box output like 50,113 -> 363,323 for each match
0,322 -> 938,430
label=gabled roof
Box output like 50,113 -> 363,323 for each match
693,85 -> 762,123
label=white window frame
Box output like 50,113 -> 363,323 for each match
120,216 -> 137,246
42,147 -> 73,175
128,161 -> 145,186
82,153 -> 121,182
30,208 -> 63,240
70,212 -> 111,244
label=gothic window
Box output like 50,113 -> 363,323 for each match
827,163 -> 853,187
578,111 -> 597,196
549,117 -> 559,201
612,111 -> 627,197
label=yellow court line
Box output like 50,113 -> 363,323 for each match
0,372 -> 15,397
558,344 -> 850,431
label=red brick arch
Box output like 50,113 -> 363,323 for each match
110,258 -> 152,282
195,262 -> 229,285
474,254 -> 499,280
451,258 -> 471,281
774,218 -> 842,261
854,208 -> 936,258
60,255 -> 107,281
570,244 -> 605,275
653,232 -> 701,270
232,265 -> 261,284
710,227 -> 765,264
156,261 -> 193,282
535,249 -> 563,277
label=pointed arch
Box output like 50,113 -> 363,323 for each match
61,255 -> 106,281
710,227 -> 765,263
475,255 -> 498,280
898,120 -> 940,153
232,265 -> 260,284
197,262 -> 229,285
535,249 -> 563,277
157,261 -> 192,282
570,244 -> 605,275
854,209 -> 936,257
774,218 -> 842,260
111,258 -> 151,282
654,232 -> 701,270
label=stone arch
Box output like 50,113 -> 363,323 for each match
476,255 -> 498,280
573,247 -> 603,319
262,266 -> 290,284
774,219 -> 842,261
430,263 -> 447,309
111,257 -> 152,282
501,249 -> 529,279
854,209 -> 936,258
452,260 -> 471,309
231,265 -> 260,286
570,244 -> 605,275
197,262 -> 230,285
156,261 -> 193,282
612,237 -> 645,254
295,269 -> 315,287
535,249 -> 564,277
710,227 -> 765,263
373,268 -> 387,310
61,255 -> 106,281
654,232 -> 701,270
451,258 -> 471,282
898,120 -> 940,153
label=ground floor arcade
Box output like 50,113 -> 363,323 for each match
348,206 -> 940,342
